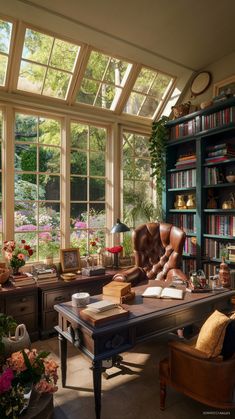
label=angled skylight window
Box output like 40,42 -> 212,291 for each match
124,67 -> 174,119
0,19 -> 13,86
76,50 -> 132,110
17,28 -> 80,100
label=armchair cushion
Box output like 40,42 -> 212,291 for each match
195,310 -> 230,358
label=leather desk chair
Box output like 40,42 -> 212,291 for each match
159,337 -> 235,410
113,222 -> 187,285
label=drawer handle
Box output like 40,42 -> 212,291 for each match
54,296 -> 65,302
20,298 -> 27,303
20,307 -> 26,312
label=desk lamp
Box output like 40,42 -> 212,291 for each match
110,218 -> 130,269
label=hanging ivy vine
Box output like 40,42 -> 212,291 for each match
148,116 -> 169,218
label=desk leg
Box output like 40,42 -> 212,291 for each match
58,333 -> 67,387
92,360 -> 102,419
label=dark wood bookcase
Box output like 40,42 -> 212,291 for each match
164,97 -> 235,279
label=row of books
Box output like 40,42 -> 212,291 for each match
182,258 -> 196,275
206,215 -> 235,237
171,214 -> 196,234
184,237 -> 196,256
205,167 -> 224,185
12,268 -> 58,287
170,169 -> 196,188
205,142 -> 235,164
170,106 -> 235,140
204,238 -> 231,260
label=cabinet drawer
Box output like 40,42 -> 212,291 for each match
13,313 -> 37,333
6,295 -> 35,316
44,290 -> 71,310
0,299 -> 4,313
44,310 -> 58,331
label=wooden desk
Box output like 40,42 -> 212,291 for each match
54,281 -> 235,419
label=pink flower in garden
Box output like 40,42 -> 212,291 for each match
17,253 -> 25,260
0,368 -> 14,393
39,232 -> 52,241
75,221 -> 87,229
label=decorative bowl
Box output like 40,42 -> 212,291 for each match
226,175 -> 235,183
0,268 -> 10,284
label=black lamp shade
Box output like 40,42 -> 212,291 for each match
111,218 -> 130,233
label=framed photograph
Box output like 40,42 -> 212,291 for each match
213,75 -> 235,97
60,248 -> 81,272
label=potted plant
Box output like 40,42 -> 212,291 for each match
148,116 -> 169,219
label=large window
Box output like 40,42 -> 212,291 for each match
18,28 -> 80,99
70,122 -> 107,255
122,131 -> 155,228
14,112 -> 61,261
0,19 -> 13,87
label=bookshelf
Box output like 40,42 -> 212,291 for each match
165,97 -> 235,277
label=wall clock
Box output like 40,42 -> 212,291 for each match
190,71 -> 212,96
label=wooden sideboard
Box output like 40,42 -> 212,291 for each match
0,285 -> 38,341
0,270 -> 115,340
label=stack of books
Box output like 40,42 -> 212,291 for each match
205,143 -> 235,163
102,281 -> 135,303
175,153 -> 196,169
35,268 -> 58,285
12,272 -> 36,287
79,299 -> 129,326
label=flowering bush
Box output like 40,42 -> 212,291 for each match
0,349 -> 58,418
3,240 -> 34,272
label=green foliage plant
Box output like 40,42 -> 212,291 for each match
148,116 -> 169,218
0,314 -> 17,355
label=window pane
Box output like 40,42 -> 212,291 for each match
95,83 -> 116,109
139,97 -> 159,118
15,232 -> 37,261
76,79 -> 99,105
39,118 -> 60,145
89,204 -> 105,228
71,151 -> 87,175
104,58 -> 129,85
15,144 -> 37,171
71,176 -> 87,201
22,29 -> 53,64
0,20 -> 12,53
14,174 -> 37,200
89,126 -> 106,151
39,146 -> 60,173
39,230 -> 60,260
43,69 -> 71,99
71,123 -> 88,149
149,73 -> 171,97
15,114 -> 37,142
18,61 -> 45,93
133,68 -> 155,94
0,55 -> 8,86
85,51 -> 109,80
125,92 -> 144,115
90,152 -> 105,176
50,39 -> 79,72
39,202 -> 60,230
70,203 -> 87,229
14,203 -> 37,231
39,175 -> 60,200
90,178 -> 105,201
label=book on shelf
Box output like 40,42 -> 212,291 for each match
207,148 -> 235,158
206,143 -> 228,151
142,286 -> 184,300
205,156 -> 231,163
79,305 -> 129,326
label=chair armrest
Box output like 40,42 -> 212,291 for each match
113,266 -> 146,285
169,339 -> 212,360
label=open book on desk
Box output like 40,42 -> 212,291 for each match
142,286 -> 184,300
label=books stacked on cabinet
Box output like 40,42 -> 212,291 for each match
34,268 -> 58,285
11,272 -> 36,287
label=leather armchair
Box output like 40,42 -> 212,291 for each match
113,222 -> 187,285
159,338 -> 235,410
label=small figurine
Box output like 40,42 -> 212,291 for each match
219,257 -> 231,288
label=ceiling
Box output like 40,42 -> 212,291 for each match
19,0 -> 235,71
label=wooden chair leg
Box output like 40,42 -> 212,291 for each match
160,380 -> 166,410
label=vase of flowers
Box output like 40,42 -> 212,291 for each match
3,240 -> 33,275
0,348 -> 58,418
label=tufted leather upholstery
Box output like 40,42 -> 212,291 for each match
113,222 -> 187,285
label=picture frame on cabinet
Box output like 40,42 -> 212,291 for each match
60,248 -> 81,272
213,75 -> 235,97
